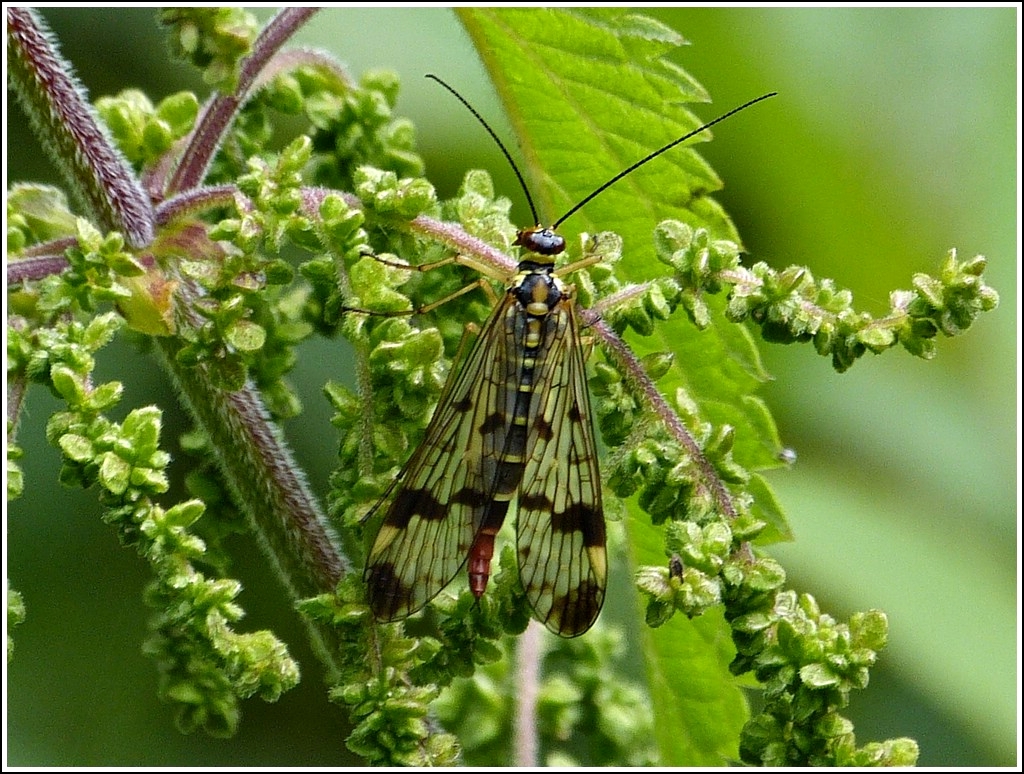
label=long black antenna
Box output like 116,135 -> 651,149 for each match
426,74 -> 542,226
551,91 -> 777,230
427,73 -> 776,231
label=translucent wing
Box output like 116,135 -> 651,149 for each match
516,301 -> 607,637
363,294 -> 518,621
364,263 -> 606,637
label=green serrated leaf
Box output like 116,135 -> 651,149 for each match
459,8 -> 736,252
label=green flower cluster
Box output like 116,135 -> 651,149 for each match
8,6 -> 1002,765
737,594 -> 917,766
96,90 -> 199,169
7,311 -> 299,737
434,616 -> 657,766
654,220 -> 999,372
300,578 -> 462,766
160,8 -> 259,92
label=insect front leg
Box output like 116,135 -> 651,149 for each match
345,252 -> 504,317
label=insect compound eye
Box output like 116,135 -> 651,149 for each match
515,227 -> 566,257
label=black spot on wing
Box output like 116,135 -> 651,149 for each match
388,487 -> 446,524
365,561 -> 414,621
518,492 -> 553,512
451,485 -> 488,509
479,411 -> 504,435
533,416 -> 554,441
547,579 -> 604,637
551,501 -> 605,547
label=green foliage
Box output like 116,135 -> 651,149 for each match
96,90 -> 200,168
307,69 -> 425,191
7,582 -> 26,663
299,578 -> 462,766
6,6 -> 1000,767
169,140 -> 315,396
434,623 -> 658,766
42,220 -> 145,311
736,595 -> 918,766
8,309 -> 299,736
6,183 -> 78,249
653,221 -> 999,371
460,8 -> 732,248
160,7 -> 259,92
455,7 -> 992,766
6,432 -> 24,501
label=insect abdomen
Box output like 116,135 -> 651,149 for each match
467,281 -> 553,599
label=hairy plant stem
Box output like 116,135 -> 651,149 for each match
513,620 -> 543,766
6,251 -> 72,284
6,8 -> 155,248
164,8 -> 320,196
156,186 -> 238,225
5,319 -> 29,432
408,213 -> 518,276
588,313 -> 738,520
158,278 -> 349,680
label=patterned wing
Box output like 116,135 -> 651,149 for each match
364,294 -> 519,621
515,300 -> 606,637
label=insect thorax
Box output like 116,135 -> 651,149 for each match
509,259 -> 570,321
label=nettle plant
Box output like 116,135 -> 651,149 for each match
6,8 -> 998,767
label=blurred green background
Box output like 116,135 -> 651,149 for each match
5,8 -> 1016,766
